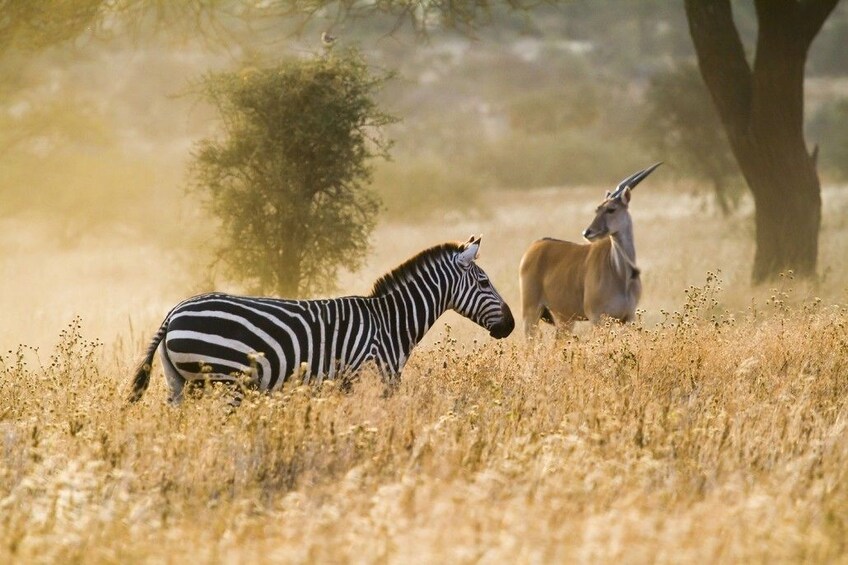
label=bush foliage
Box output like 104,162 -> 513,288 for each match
191,51 -> 395,297
640,63 -> 745,214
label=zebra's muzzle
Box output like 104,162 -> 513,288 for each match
489,304 -> 515,339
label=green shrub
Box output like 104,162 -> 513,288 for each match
191,51 -> 395,297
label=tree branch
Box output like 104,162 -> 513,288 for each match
683,0 -> 753,136
800,0 -> 841,47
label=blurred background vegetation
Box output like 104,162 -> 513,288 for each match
190,51 -> 394,297
0,1 -> 846,251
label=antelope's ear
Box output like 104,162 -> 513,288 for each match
619,186 -> 632,205
457,235 -> 481,268
605,190 -> 612,199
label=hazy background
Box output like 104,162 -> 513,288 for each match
1,1 -> 847,350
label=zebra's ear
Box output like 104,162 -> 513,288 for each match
457,236 -> 481,268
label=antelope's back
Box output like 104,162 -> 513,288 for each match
520,237 -> 591,318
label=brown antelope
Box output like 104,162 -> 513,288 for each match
519,162 -> 661,336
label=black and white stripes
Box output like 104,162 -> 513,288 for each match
129,237 -> 514,403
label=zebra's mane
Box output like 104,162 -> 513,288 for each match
369,242 -> 463,297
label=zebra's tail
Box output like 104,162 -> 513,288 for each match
128,316 -> 169,403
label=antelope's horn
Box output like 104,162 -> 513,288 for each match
611,162 -> 662,198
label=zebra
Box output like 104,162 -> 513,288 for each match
128,236 -> 514,403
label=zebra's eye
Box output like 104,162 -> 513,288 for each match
479,278 -> 491,289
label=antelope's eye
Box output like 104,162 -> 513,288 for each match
479,278 -> 491,288
606,208 -> 616,214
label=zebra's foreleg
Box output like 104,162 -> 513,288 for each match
378,362 -> 402,397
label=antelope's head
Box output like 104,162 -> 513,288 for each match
582,162 -> 662,242
450,236 -> 515,339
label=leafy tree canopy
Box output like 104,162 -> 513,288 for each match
191,50 -> 396,297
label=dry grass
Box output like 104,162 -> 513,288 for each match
1,290 -> 846,563
1,184 -> 847,563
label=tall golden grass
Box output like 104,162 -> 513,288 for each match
0,184 -> 846,562
1,277 -> 846,562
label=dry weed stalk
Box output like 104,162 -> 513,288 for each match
0,285 -> 846,562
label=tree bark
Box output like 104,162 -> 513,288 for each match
684,0 -> 839,283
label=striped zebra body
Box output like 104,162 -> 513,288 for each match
129,237 -> 514,403
166,293 -> 377,390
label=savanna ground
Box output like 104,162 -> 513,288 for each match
1,183 -> 847,562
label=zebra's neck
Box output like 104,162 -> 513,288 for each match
369,267 -> 450,373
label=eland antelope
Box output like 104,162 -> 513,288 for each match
519,163 -> 661,336
129,236 -> 514,404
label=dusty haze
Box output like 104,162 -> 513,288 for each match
1,3 -> 847,562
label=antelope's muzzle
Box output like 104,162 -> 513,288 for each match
582,228 -> 607,242
489,303 -> 515,339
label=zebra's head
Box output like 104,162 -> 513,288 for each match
450,236 -> 515,339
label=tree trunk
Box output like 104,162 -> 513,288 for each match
747,161 -> 821,282
684,0 -> 838,283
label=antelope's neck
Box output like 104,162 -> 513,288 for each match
610,229 -> 638,281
